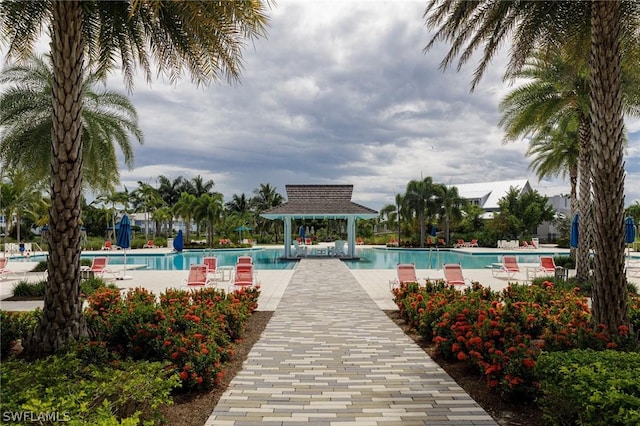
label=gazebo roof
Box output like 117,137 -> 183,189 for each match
261,185 -> 378,220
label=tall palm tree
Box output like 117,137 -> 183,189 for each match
404,177 -> 437,247
423,0 -> 639,333
251,183 -> 284,242
0,0 -> 269,354
186,175 -> 216,197
157,175 -> 188,234
194,192 -> 224,247
173,192 -> 197,244
0,53 -> 142,193
130,181 -> 164,240
0,167 -> 46,246
435,183 -> 465,246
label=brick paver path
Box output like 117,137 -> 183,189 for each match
206,259 -> 497,425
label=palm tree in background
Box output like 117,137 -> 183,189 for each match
186,175 -> 216,198
435,183 -> 465,246
173,192 -> 197,244
131,181 -> 165,240
0,168 -> 46,246
194,192 -> 225,247
0,0 -> 270,354
404,177 -> 437,247
0,53 -> 142,193
423,0 -> 638,333
251,183 -> 284,243
157,175 -> 188,234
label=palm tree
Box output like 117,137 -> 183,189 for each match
404,177 -> 437,247
251,183 -> 284,242
130,181 -> 164,240
194,193 -> 224,247
423,0 -> 638,333
0,0 -> 269,354
186,175 -> 216,197
157,175 -> 188,234
0,53 -> 142,193
0,167 -> 46,246
435,184 -> 465,246
173,192 -> 197,244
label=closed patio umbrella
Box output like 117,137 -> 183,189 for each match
116,214 -> 132,280
173,230 -> 184,252
570,214 -> 579,248
625,217 -> 636,268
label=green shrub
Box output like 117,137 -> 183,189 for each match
31,260 -> 48,272
535,349 -> 640,426
80,277 -> 118,297
11,280 -> 46,297
0,352 -> 179,424
0,310 -> 40,359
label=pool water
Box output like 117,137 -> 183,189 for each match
22,247 -> 558,270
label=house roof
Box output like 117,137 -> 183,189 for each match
261,185 -> 378,219
454,179 -> 531,211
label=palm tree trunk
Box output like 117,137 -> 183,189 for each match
589,0 -> 629,334
28,0 -> 88,355
576,117 -> 592,283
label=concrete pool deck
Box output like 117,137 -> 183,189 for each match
3,243 -> 637,313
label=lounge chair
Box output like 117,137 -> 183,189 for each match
229,263 -> 257,291
388,236 -> 399,247
538,256 -> 556,275
454,239 -> 467,248
356,237 -> 364,245
237,255 -> 253,264
443,263 -> 472,287
469,239 -> 479,247
293,240 -> 307,257
0,257 -> 13,280
101,240 -> 113,250
143,240 -> 156,248
89,257 -> 115,279
203,256 -> 223,283
390,263 -> 422,289
304,237 -> 313,245
492,255 -> 520,278
182,264 -> 213,287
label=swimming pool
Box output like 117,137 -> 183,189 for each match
22,247 -> 562,270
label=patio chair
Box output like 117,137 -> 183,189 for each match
0,257 -> 13,280
89,257 -> 115,279
101,240 -> 113,250
443,263 -> 472,287
304,237 -> 313,245
454,239 -> 466,248
356,237 -> 364,245
538,256 -> 556,275
143,240 -> 157,248
492,255 -> 520,278
390,263 -> 422,289
237,255 -> 253,264
182,264 -> 213,288
229,263 -> 257,292
469,239 -> 479,247
203,256 -> 223,283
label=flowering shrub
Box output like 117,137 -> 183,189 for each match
394,280 -> 639,401
85,285 -> 260,391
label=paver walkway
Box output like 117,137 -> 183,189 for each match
206,259 -> 497,425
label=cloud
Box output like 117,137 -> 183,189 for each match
4,0 -> 638,210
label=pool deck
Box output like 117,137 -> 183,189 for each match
3,243 -> 637,313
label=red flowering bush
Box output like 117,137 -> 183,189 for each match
85,285 -> 260,391
395,280 -> 639,401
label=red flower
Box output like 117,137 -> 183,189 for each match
457,351 -> 467,361
180,371 -> 188,380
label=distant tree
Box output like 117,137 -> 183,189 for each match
251,183 -> 284,243
494,188 -> 555,240
0,167 -> 46,245
404,177 -> 438,247
435,184 -> 466,245
194,193 -> 224,246
131,181 -> 165,240
173,192 -> 197,244
157,176 -> 187,233
626,202 -> 640,238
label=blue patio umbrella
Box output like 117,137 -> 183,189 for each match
625,217 -> 636,244
570,213 -> 579,248
116,214 -> 132,280
625,216 -> 636,268
173,230 -> 184,252
431,225 -> 437,237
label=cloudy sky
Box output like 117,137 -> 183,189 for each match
12,1 -> 640,211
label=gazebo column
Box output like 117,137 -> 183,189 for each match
284,216 -> 292,258
347,216 -> 356,257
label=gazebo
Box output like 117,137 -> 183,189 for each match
261,184 -> 378,259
